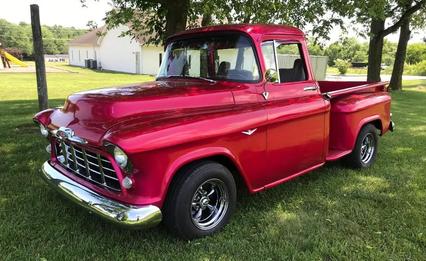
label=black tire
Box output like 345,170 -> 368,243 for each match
345,124 -> 379,169
163,161 -> 236,239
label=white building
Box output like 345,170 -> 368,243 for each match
68,25 -> 163,75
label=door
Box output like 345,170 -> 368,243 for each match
260,40 -> 327,185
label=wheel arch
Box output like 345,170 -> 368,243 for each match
162,148 -> 251,206
351,115 -> 383,150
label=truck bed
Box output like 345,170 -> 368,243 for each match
318,81 -> 391,161
318,81 -> 388,99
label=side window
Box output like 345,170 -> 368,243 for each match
216,46 -> 259,81
261,41 -> 278,82
276,43 -> 307,83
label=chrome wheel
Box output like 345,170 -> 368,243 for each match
190,178 -> 229,230
360,133 -> 375,164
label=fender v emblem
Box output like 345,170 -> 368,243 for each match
242,128 -> 257,136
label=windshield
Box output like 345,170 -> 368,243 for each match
157,34 -> 260,82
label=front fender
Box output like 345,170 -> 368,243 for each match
33,108 -> 55,126
160,147 -> 250,204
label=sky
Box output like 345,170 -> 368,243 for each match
0,0 -> 424,44
0,0 -> 112,29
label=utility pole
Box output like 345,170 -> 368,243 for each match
30,4 -> 48,111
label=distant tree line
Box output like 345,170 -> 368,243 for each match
0,19 -> 87,59
307,38 -> 426,75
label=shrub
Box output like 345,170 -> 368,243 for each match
405,60 -> 426,76
335,59 -> 351,75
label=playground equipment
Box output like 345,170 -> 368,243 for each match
0,47 -> 28,68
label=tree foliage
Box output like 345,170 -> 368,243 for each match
0,19 -> 86,56
93,0 -> 346,45
406,43 -> 426,64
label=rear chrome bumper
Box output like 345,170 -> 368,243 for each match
389,120 -> 395,132
40,161 -> 162,229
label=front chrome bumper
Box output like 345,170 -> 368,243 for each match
40,161 -> 162,229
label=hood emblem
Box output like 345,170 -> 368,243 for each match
55,127 -> 88,145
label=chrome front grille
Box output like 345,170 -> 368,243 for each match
54,140 -> 121,192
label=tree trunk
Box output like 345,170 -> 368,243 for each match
367,19 -> 385,82
164,0 -> 190,38
389,17 -> 412,91
201,14 -> 212,26
30,4 -> 48,111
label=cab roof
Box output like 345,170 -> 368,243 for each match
168,24 -> 305,42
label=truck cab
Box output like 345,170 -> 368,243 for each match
34,24 -> 393,239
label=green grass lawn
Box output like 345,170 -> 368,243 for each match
1,68 -> 425,260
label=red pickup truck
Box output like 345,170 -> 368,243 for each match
34,24 -> 394,239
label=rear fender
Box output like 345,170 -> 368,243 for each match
352,115 -> 382,149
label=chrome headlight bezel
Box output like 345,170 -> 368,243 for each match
114,146 -> 128,169
105,143 -> 133,173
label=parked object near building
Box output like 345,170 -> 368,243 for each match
68,25 -> 163,75
35,24 -> 394,240
44,54 -> 68,63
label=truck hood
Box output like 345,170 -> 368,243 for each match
48,80 -> 235,144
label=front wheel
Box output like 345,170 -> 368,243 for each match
163,161 -> 236,239
345,124 -> 379,169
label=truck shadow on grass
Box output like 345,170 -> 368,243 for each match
1,89 -> 425,259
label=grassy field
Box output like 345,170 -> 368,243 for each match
1,66 -> 425,260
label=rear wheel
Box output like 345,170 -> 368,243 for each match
163,161 -> 236,239
345,124 -> 379,169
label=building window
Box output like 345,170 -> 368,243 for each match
159,53 -> 162,66
86,50 -> 89,59
71,50 -> 74,61
78,50 -> 81,61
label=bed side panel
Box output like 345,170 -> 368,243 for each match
329,92 -> 391,151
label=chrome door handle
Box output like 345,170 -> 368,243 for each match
303,86 -> 318,91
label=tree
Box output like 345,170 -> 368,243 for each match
329,0 -> 426,81
90,0 -> 345,45
389,3 -> 426,90
366,0 -> 426,81
97,0 -> 190,45
0,19 -> 86,56
406,43 -> 426,64
86,20 -> 98,30
324,37 -> 366,66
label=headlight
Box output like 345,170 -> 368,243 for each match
39,124 -> 49,137
113,146 -> 128,169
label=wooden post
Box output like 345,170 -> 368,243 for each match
30,4 -> 48,111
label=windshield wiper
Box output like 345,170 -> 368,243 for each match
158,75 -> 216,83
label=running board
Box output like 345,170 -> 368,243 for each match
326,149 -> 352,161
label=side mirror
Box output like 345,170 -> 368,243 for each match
265,69 -> 279,83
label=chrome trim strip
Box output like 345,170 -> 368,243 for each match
40,161 -> 162,229
96,154 -> 107,185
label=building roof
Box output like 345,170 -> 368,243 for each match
68,26 -> 105,46
168,24 -> 304,42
